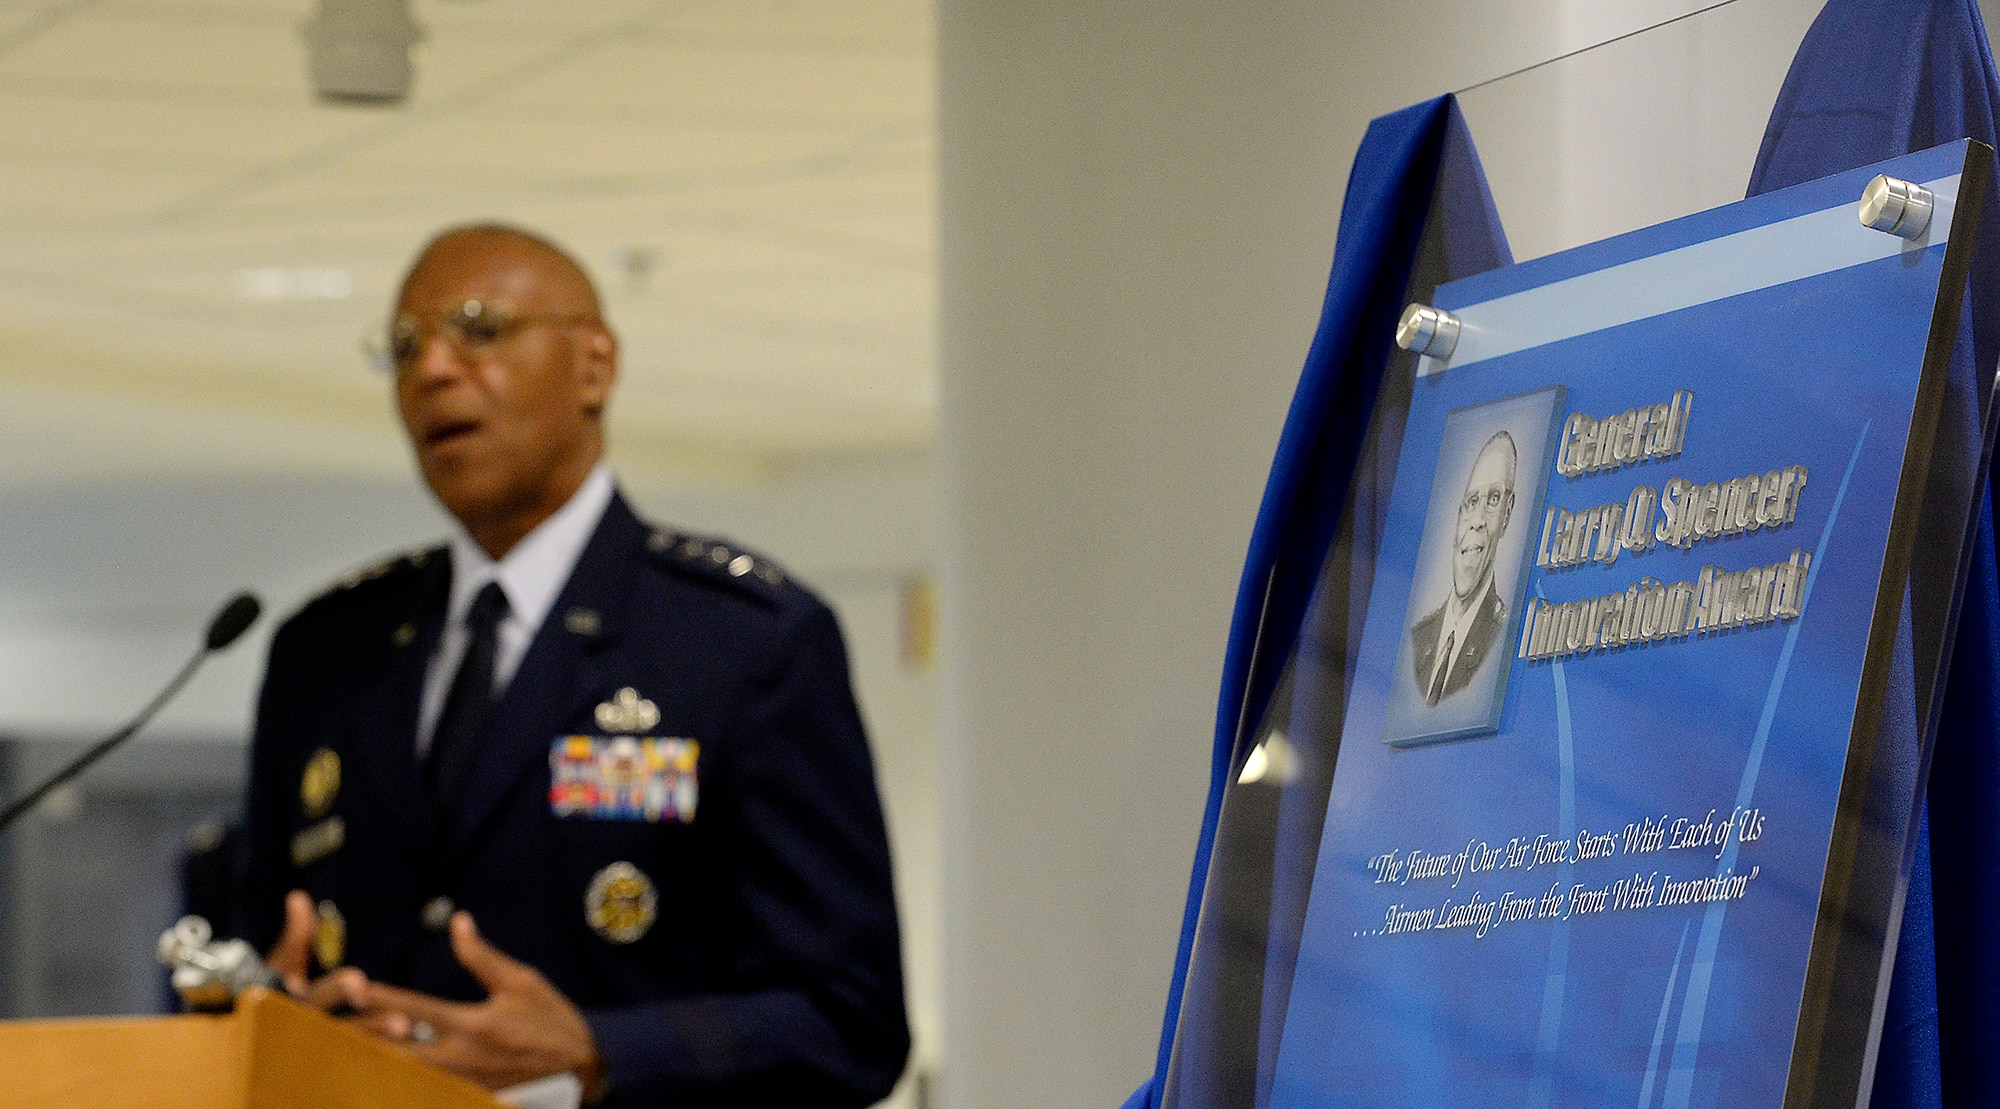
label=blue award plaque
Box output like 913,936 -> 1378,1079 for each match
1165,140 -> 1999,1109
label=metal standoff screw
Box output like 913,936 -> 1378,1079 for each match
1859,174 -> 1934,240
1396,303 -> 1462,360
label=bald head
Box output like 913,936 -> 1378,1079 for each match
392,223 -> 618,558
400,223 -> 604,320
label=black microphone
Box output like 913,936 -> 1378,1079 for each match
0,592 -> 263,836
206,593 -> 262,652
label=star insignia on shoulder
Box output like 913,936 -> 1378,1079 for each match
328,548 -> 435,593
648,529 -> 786,586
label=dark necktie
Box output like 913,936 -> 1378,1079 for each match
1428,631 -> 1455,706
426,581 -> 509,814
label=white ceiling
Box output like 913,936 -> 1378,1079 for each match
0,0 -> 935,489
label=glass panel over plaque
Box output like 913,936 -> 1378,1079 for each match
1459,0 -> 1826,263
1159,9 -> 2000,1107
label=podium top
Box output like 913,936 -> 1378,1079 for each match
0,988 -> 501,1109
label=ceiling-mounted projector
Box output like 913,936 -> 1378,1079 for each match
302,0 -> 424,106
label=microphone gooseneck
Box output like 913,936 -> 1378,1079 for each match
0,592 -> 264,837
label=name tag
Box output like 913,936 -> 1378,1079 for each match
549,735 -> 700,823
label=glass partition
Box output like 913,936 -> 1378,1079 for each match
1458,0 -> 1821,263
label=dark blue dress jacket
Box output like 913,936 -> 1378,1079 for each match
237,492 -> 910,1107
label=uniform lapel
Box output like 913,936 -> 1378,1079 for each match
439,494 -> 640,867
353,554 -> 449,852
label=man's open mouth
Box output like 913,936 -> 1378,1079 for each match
425,419 -> 480,448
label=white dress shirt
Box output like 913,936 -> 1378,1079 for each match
416,463 -> 616,752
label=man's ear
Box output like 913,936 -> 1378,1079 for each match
576,324 -> 618,415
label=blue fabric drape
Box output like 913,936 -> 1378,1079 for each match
1750,3 -> 2000,1107
1123,94 -> 1510,1109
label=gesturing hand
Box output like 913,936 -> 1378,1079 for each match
366,911 -> 605,1095
266,888 -> 371,1014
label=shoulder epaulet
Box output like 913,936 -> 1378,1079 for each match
644,527 -> 790,594
314,546 -> 442,601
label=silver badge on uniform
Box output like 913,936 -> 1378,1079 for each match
595,687 -> 659,733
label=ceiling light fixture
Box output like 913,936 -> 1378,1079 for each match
232,268 -> 354,301
301,0 -> 424,106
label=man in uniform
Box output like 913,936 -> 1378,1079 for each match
235,224 -> 909,1107
1409,430 -> 1516,705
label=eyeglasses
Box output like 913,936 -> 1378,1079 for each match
1459,483 -> 1512,518
363,299 -> 599,373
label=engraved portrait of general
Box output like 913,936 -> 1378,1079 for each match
1383,386 -> 1562,748
1409,431 -> 1514,706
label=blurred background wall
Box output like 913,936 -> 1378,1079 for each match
0,0 -> 1960,1106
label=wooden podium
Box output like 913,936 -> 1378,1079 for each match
0,988 -> 501,1108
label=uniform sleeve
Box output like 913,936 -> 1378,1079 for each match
580,601 -> 911,1108
232,620 -> 299,953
